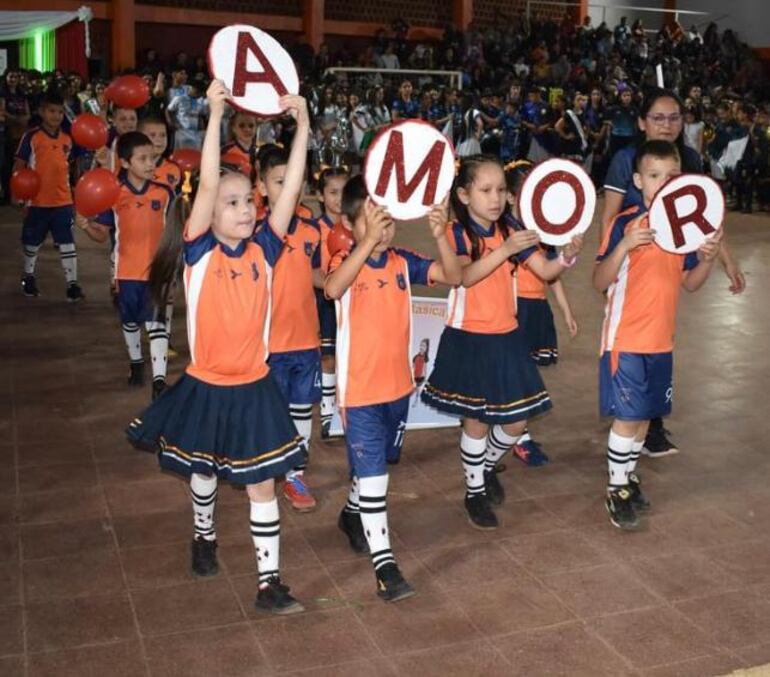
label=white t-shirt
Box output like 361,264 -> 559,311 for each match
684,121 -> 704,154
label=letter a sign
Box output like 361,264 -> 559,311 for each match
364,120 -> 455,220
208,25 -> 299,116
649,174 -> 724,254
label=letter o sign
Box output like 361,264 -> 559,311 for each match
517,158 -> 596,246
648,174 -> 724,254
208,24 -> 299,116
364,120 -> 455,221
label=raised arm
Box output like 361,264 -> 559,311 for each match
425,199 -> 462,286
185,80 -> 228,241
268,95 -> 310,238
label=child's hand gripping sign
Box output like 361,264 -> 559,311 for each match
364,120 -> 456,221
207,24 -> 299,116
648,174 -> 725,254
517,158 -> 596,246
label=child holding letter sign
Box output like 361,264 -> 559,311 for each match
127,80 -> 311,614
594,140 -> 722,530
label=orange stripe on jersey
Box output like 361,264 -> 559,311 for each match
446,221 -> 518,334
111,179 -> 173,281
153,158 -> 181,192
267,215 -> 321,353
599,208 -> 693,354
15,128 -> 73,207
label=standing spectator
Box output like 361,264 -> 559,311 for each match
683,106 -> 705,157
167,67 -> 190,103
606,83 -> 638,156
391,80 -> 419,121
377,43 -> 400,71
166,81 -> 208,150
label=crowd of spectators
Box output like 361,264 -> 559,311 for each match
1,10 -> 769,209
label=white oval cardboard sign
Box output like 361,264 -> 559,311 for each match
648,173 -> 724,254
364,120 -> 455,221
207,24 -> 299,117
517,158 -> 596,246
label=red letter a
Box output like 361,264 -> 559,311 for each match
661,184 -> 716,249
232,31 -> 288,98
374,130 -> 446,206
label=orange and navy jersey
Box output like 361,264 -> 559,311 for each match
183,224 -> 284,385
153,157 -> 181,193
262,212 -> 322,353
95,178 -> 174,281
516,245 -> 557,300
221,140 -> 255,179
446,216 -> 536,334
597,205 -> 699,354
317,212 -> 336,273
331,247 -> 435,407
15,127 -> 73,207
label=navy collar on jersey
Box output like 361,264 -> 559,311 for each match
365,249 -> 389,268
468,216 -> 496,238
220,238 -> 248,258
39,126 -> 62,139
318,213 -> 334,229
120,173 -> 152,196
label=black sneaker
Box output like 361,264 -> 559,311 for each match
376,562 -> 415,602
338,508 -> 369,554
464,493 -> 498,530
643,420 -> 679,457
605,487 -> 640,530
320,417 -> 332,439
66,282 -> 85,302
191,537 -> 218,577
21,275 -> 40,297
152,378 -> 167,400
128,361 -> 145,387
627,472 -> 651,513
255,576 -> 304,615
484,468 -> 505,506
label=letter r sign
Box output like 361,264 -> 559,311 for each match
208,24 -> 299,116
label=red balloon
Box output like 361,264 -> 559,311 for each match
71,113 -> 109,150
75,169 -> 121,217
10,168 -> 41,201
171,148 -> 202,174
327,222 -> 355,257
106,75 -> 150,109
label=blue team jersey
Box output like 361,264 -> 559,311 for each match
392,98 -> 420,120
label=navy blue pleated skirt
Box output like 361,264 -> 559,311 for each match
126,372 -> 307,485
517,297 -> 559,366
421,326 -> 552,424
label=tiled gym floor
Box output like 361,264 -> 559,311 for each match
1,203 -> 768,676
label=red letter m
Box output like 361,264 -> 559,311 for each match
232,31 -> 288,98
374,130 -> 446,206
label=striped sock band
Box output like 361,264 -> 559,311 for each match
250,499 -> 281,586
23,244 -> 41,275
461,432 -> 487,497
485,426 -> 521,472
345,476 -> 360,514
289,403 -> 313,473
607,430 -> 634,491
190,473 -> 217,541
359,474 -> 394,571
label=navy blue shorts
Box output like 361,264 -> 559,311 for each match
22,206 -> 74,246
268,348 -> 321,405
315,288 -> 336,356
343,395 -> 409,478
117,280 -> 159,324
599,351 -> 673,421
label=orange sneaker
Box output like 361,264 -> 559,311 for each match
282,475 -> 317,512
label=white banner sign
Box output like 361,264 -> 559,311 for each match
329,296 -> 460,436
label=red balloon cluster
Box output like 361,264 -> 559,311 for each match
327,222 -> 355,257
71,113 -> 109,150
74,169 -> 121,217
10,168 -> 41,201
171,148 -> 202,173
106,75 -> 150,109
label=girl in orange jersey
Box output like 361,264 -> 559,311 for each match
127,80 -> 311,615
421,155 -> 583,530
315,166 -> 349,437
503,161 -> 579,467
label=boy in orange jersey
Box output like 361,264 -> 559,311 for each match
325,176 -> 461,602
258,144 -> 323,511
594,140 -> 722,530
15,90 -> 84,301
85,132 -> 174,398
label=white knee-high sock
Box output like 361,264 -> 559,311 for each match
345,475 -> 360,513
627,439 -> 644,477
320,372 -> 336,422
145,320 -> 168,381
190,473 -> 217,541
288,403 -> 312,476
607,430 -> 634,491
122,323 -> 143,362
460,432 -> 487,497
250,498 -> 280,587
485,426 -> 521,472
23,244 -> 41,276
359,474 -> 394,571
58,243 -> 77,283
